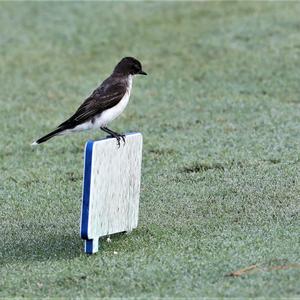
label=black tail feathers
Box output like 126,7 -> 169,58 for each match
32,127 -> 65,145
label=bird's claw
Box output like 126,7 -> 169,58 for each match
120,134 -> 126,144
115,134 -> 125,148
104,132 -> 125,148
116,136 -> 121,148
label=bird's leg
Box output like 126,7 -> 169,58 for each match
102,127 -> 125,144
107,128 -> 126,144
100,126 -> 116,138
100,127 -> 120,146
100,127 -> 125,147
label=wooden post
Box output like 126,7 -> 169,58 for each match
80,133 -> 143,254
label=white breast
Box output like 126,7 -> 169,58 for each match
67,76 -> 133,133
95,76 -> 133,127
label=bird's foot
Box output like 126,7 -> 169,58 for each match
115,135 -> 121,148
115,134 -> 125,148
106,134 -> 122,147
120,134 -> 126,145
108,134 -> 123,148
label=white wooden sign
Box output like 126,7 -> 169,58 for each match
80,133 -> 143,254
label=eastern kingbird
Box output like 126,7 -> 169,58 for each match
32,57 -> 147,147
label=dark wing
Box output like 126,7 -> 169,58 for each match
57,77 -> 127,129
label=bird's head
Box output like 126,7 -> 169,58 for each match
114,57 -> 147,76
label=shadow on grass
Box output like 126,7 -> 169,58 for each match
0,230 -> 82,265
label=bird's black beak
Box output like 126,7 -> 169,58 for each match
138,70 -> 147,75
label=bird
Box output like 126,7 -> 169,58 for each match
32,57 -> 147,147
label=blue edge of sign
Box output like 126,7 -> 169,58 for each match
81,140 -> 94,254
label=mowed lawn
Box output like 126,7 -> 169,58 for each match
1,2 -> 300,298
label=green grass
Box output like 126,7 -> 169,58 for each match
1,2 -> 300,298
